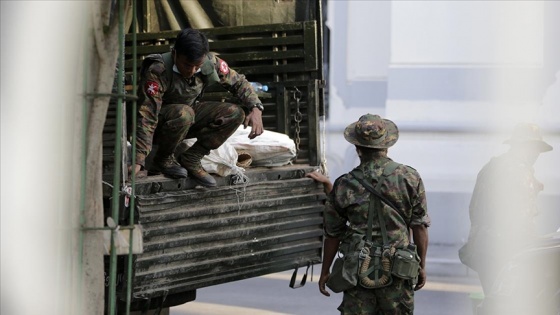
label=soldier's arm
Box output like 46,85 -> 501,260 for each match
412,224 -> 428,291
213,55 -> 264,138
134,62 -> 166,172
320,182 -> 348,296
213,55 -> 260,108
407,172 -> 430,290
306,170 -> 333,194
319,236 -> 339,297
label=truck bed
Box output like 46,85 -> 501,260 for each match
120,164 -> 325,309
102,19 -> 325,311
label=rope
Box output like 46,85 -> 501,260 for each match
359,246 -> 395,289
226,164 -> 249,215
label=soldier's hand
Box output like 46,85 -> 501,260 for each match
305,171 -> 333,194
414,268 -> 426,291
244,107 -> 264,139
319,273 -> 331,297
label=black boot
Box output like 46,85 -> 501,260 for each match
150,155 -> 188,179
179,143 -> 217,187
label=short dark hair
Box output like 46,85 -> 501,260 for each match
173,28 -> 209,61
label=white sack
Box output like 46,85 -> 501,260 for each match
227,126 -> 296,167
181,139 -> 240,177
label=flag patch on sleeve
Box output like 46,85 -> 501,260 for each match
145,81 -> 159,96
219,60 -> 229,75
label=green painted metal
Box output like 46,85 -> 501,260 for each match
108,0 -> 126,314
125,0 -> 138,313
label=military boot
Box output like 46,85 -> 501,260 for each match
150,155 -> 188,179
179,143 -> 217,187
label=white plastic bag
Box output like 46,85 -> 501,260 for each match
180,139 -> 241,177
226,126 -> 296,167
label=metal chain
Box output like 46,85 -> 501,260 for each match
292,88 -> 303,158
320,113 -> 329,176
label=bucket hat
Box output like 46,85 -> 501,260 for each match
504,123 -> 552,152
344,114 -> 399,149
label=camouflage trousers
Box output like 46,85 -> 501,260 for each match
153,101 -> 245,159
338,278 -> 414,315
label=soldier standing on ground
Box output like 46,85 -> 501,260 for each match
459,123 -> 553,294
130,28 -> 265,187
315,114 -> 430,314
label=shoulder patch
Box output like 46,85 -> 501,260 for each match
219,60 -> 229,75
145,81 -> 159,96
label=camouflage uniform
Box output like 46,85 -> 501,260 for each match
465,153 -> 543,293
135,52 -> 261,168
324,156 -> 430,315
460,123 -> 553,294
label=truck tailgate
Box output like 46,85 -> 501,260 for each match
130,165 -> 324,299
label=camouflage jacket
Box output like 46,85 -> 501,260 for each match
324,156 -> 430,249
135,52 -> 261,165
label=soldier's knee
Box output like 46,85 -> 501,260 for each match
213,103 -> 245,127
164,106 -> 195,130
225,103 -> 245,124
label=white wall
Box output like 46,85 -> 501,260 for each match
346,0 -> 391,81
391,1 -> 543,66
324,0 -> 560,244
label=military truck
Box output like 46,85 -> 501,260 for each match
101,1 -> 328,313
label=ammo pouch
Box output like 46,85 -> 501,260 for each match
326,252 -> 360,293
391,244 -> 420,280
326,234 -> 364,293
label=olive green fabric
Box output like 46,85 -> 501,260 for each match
209,0 -> 297,26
